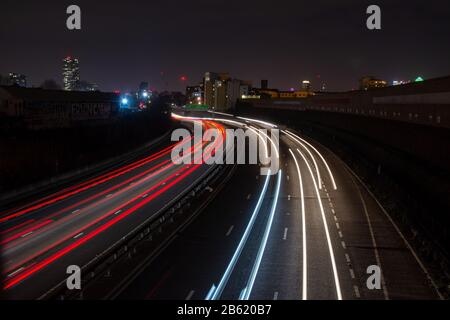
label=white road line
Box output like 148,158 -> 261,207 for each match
336,223 -> 340,229
142,194 -> 148,198
341,241 -> 346,249
273,292 -> 279,300
349,268 -> 355,279
345,253 -> 351,263
288,195 -> 291,201
226,225 -> 234,237
353,285 -> 361,298
72,209 -> 80,214
296,148 -> 342,300
115,210 -> 122,215
21,231 -> 33,238
73,232 -> 84,239
338,231 -> 343,238
7,267 -> 24,278
186,290 -> 195,300
106,194 -> 113,198
331,208 -> 336,214
333,216 -> 338,222
289,149 -> 307,300
287,175 -> 290,181
283,228 -> 288,240
247,194 -> 251,200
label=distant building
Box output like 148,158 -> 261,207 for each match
76,80 -> 98,92
139,82 -> 148,92
203,72 -> 251,110
63,56 -> 80,91
204,72 -> 230,110
239,81 -> 252,98
261,80 -> 268,89
0,86 -> 120,129
186,84 -> 204,105
302,80 -> 311,91
8,73 -> 27,87
359,76 -> 387,90
226,79 -> 242,110
279,90 -> 313,98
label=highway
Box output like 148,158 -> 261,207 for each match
0,111 -> 442,300
116,112 -> 442,300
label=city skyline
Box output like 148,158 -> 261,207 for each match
1,1 -> 450,92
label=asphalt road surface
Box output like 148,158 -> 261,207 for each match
0,112 -> 441,300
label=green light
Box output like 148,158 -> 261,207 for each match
415,76 -> 424,82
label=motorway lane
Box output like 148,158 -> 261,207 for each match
306,135 -> 440,299
0,120 -> 226,299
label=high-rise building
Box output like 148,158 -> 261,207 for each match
261,80 -> 268,89
8,72 -> 27,87
204,72 -> 230,110
63,56 -> 80,91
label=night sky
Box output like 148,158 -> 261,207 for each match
1,0 -> 450,92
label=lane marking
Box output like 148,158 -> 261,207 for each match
7,267 -> 24,278
21,232 -> 33,238
72,209 -> 80,214
247,194 -> 251,200
354,285 -> 361,298
186,290 -> 195,300
288,195 -> 291,201
73,232 -> 84,239
106,194 -> 113,198
345,253 -> 351,263
273,292 -> 279,300
226,225 -> 234,237
115,210 -> 122,215
338,231 -> 343,238
296,148 -> 342,300
341,241 -> 346,249
349,268 -> 355,279
283,228 -> 288,240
